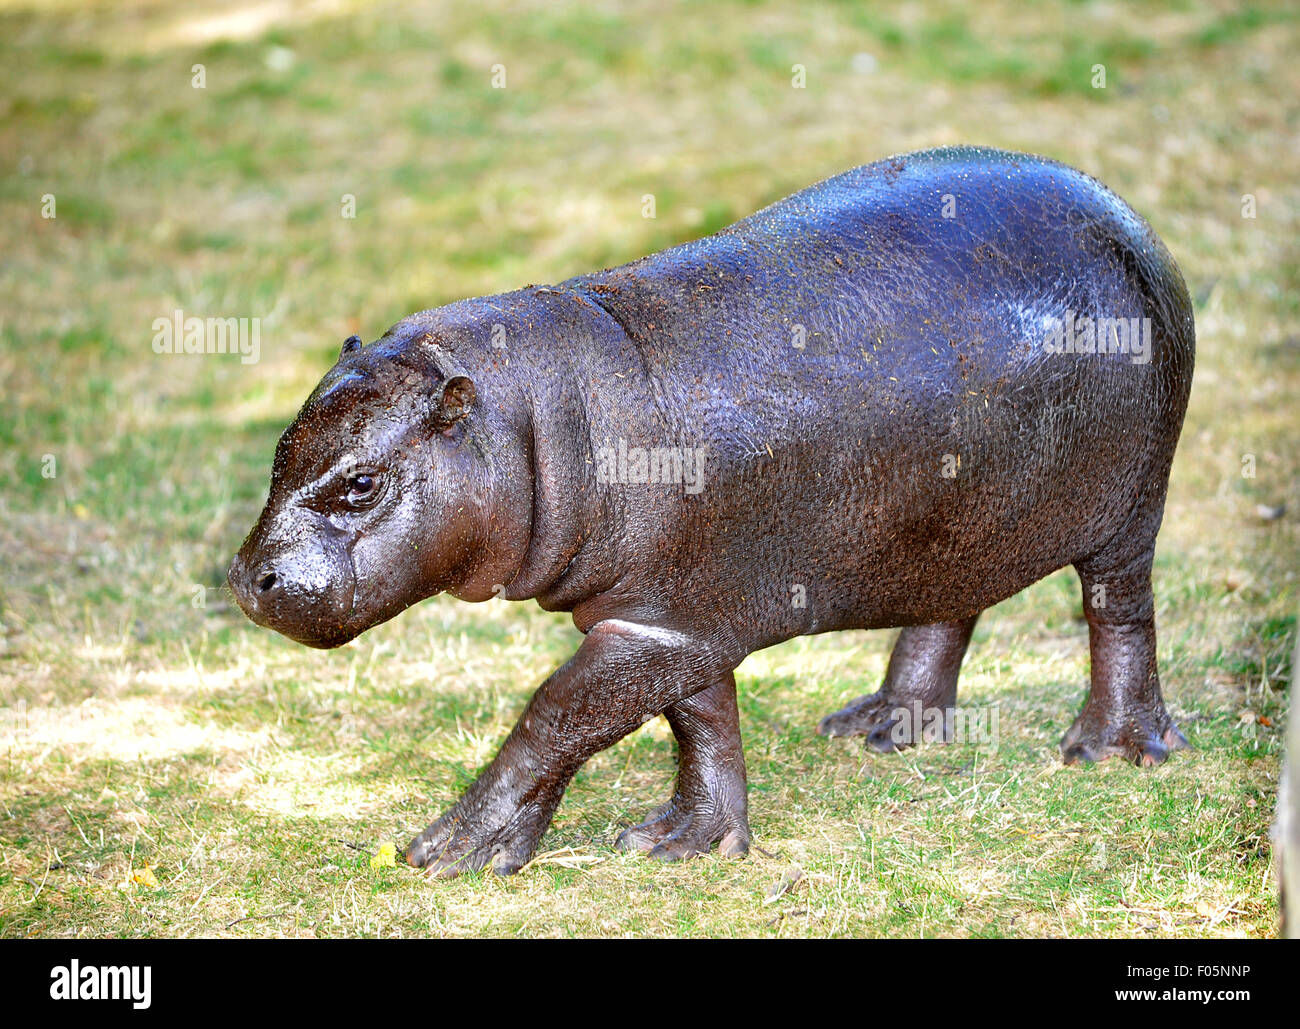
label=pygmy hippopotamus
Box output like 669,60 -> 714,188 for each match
229,145 -> 1195,876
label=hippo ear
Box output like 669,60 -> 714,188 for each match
340,335 -> 363,357
431,374 -> 476,430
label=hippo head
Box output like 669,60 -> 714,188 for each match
228,330 -> 515,648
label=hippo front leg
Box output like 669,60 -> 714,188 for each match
616,673 -> 750,861
405,620 -> 728,877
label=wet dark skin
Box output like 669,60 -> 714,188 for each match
229,146 -> 1194,876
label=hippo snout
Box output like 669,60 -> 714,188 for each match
227,539 -> 359,649
226,553 -> 285,616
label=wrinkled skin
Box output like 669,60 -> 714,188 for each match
230,146 -> 1194,876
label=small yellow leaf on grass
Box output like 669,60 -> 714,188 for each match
118,865 -> 158,890
370,841 -> 398,869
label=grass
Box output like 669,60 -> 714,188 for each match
0,0 -> 1296,937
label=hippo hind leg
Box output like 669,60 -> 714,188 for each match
617,672 -> 750,861
1063,534 -> 1188,767
817,616 -> 978,751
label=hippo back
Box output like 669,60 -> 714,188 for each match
556,146 -> 1194,637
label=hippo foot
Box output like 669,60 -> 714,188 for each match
816,692 -> 954,752
1061,711 -> 1189,767
616,794 -> 750,862
404,800 -> 553,877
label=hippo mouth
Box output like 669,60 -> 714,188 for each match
227,547 -> 361,649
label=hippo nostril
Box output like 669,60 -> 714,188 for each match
256,570 -> 278,594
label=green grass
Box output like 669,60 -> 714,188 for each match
0,0 -> 1296,938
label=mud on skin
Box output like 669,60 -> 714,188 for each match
229,146 -> 1195,876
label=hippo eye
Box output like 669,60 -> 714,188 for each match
344,471 -> 382,507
